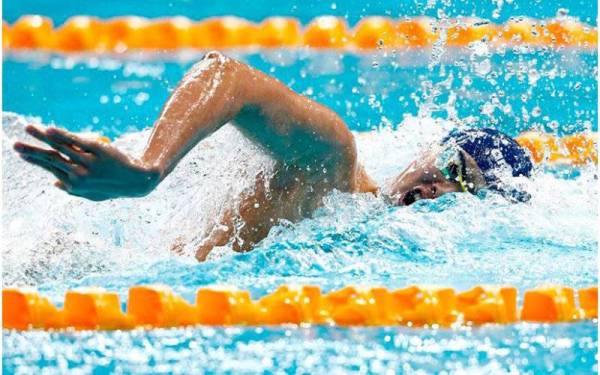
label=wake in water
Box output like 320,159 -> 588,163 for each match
2,112 -> 597,293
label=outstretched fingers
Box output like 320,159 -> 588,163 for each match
25,125 -> 98,165
18,152 -> 72,183
14,142 -> 78,175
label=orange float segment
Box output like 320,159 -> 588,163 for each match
127,285 -> 196,327
190,17 -> 258,48
457,286 -> 517,324
560,133 -> 598,165
352,17 -> 398,49
515,132 -> 558,164
2,21 -> 10,49
578,287 -> 598,319
516,131 -> 598,165
447,18 -> 499,46
2,288 -> 63,330
396,17 -> 438,47
258,286 -> 303,325
101,16 -> 148,52
196,287 -> 256,325
9,15 -> 54,49
546,18 -> 597,47
389,286 -> 457,326
139,17 -> 192,50
64,288 -> 133,330
501,18 -> 548,45
303,16 -> 349,48
257,285 -> 327,325
257,17 -> 301,47
54,16 -> 104,52
324,286 -> 384,326
521,286 -> 582,322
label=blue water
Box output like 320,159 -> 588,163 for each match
2,0 -> 599,373
2,0 -> 598,26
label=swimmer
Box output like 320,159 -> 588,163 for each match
13,51 -> 533,260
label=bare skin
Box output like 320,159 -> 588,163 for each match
13,51 -> 484,261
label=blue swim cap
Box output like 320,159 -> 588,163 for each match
441,128 -> 533,201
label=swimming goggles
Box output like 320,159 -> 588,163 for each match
434,146 -> 470,193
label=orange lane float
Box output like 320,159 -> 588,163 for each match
396,17 -> 438,47
546,18 -> 598,47
352,17 -> 398,49
500,18 -> 548,45
2,21 -> 10,49
8,15 -> 54,49
257,285 -> 326,325
457,286 -> 517,324
323,286 -> 385,326
102,16 -> 149,52
2,284 -> 597,331
64,288 -> 132,330
4,16 -> 597,51
127,285 -> 197,328
2,288 -> 63,330
303,16 -> 349,48
521,286 -> 582,322
140,17 -> 192,50
257,17 -> 302,47
446,17 -> 499,46
196,287 -> 256,325
190,17 -> 258,49
53,16 -> 104,52
578,287 -> 598,319
515,132 -> 597,165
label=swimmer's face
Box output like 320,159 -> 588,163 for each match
387,147 -> 486,206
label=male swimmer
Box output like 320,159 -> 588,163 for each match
13,52 -> 533,260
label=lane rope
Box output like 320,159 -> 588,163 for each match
515,132 -> 597,165
2,285 -> 597,330
3,15 -> 597,52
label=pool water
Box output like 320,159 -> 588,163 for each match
2,2 -> 599,373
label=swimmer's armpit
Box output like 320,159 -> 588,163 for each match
14,125 -> 160,201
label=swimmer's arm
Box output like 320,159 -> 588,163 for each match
14,51 -> 363,201
142,51 -> 359,189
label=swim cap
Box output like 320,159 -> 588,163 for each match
441,128 -> 533,201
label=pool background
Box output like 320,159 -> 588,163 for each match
2,0 -> 598,26
2,0 -> 599,373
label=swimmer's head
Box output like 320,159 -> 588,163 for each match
387,128 -> 534,206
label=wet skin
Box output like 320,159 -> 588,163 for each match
14,51 -> 484,261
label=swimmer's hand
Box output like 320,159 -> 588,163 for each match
13,125 -> 161,201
